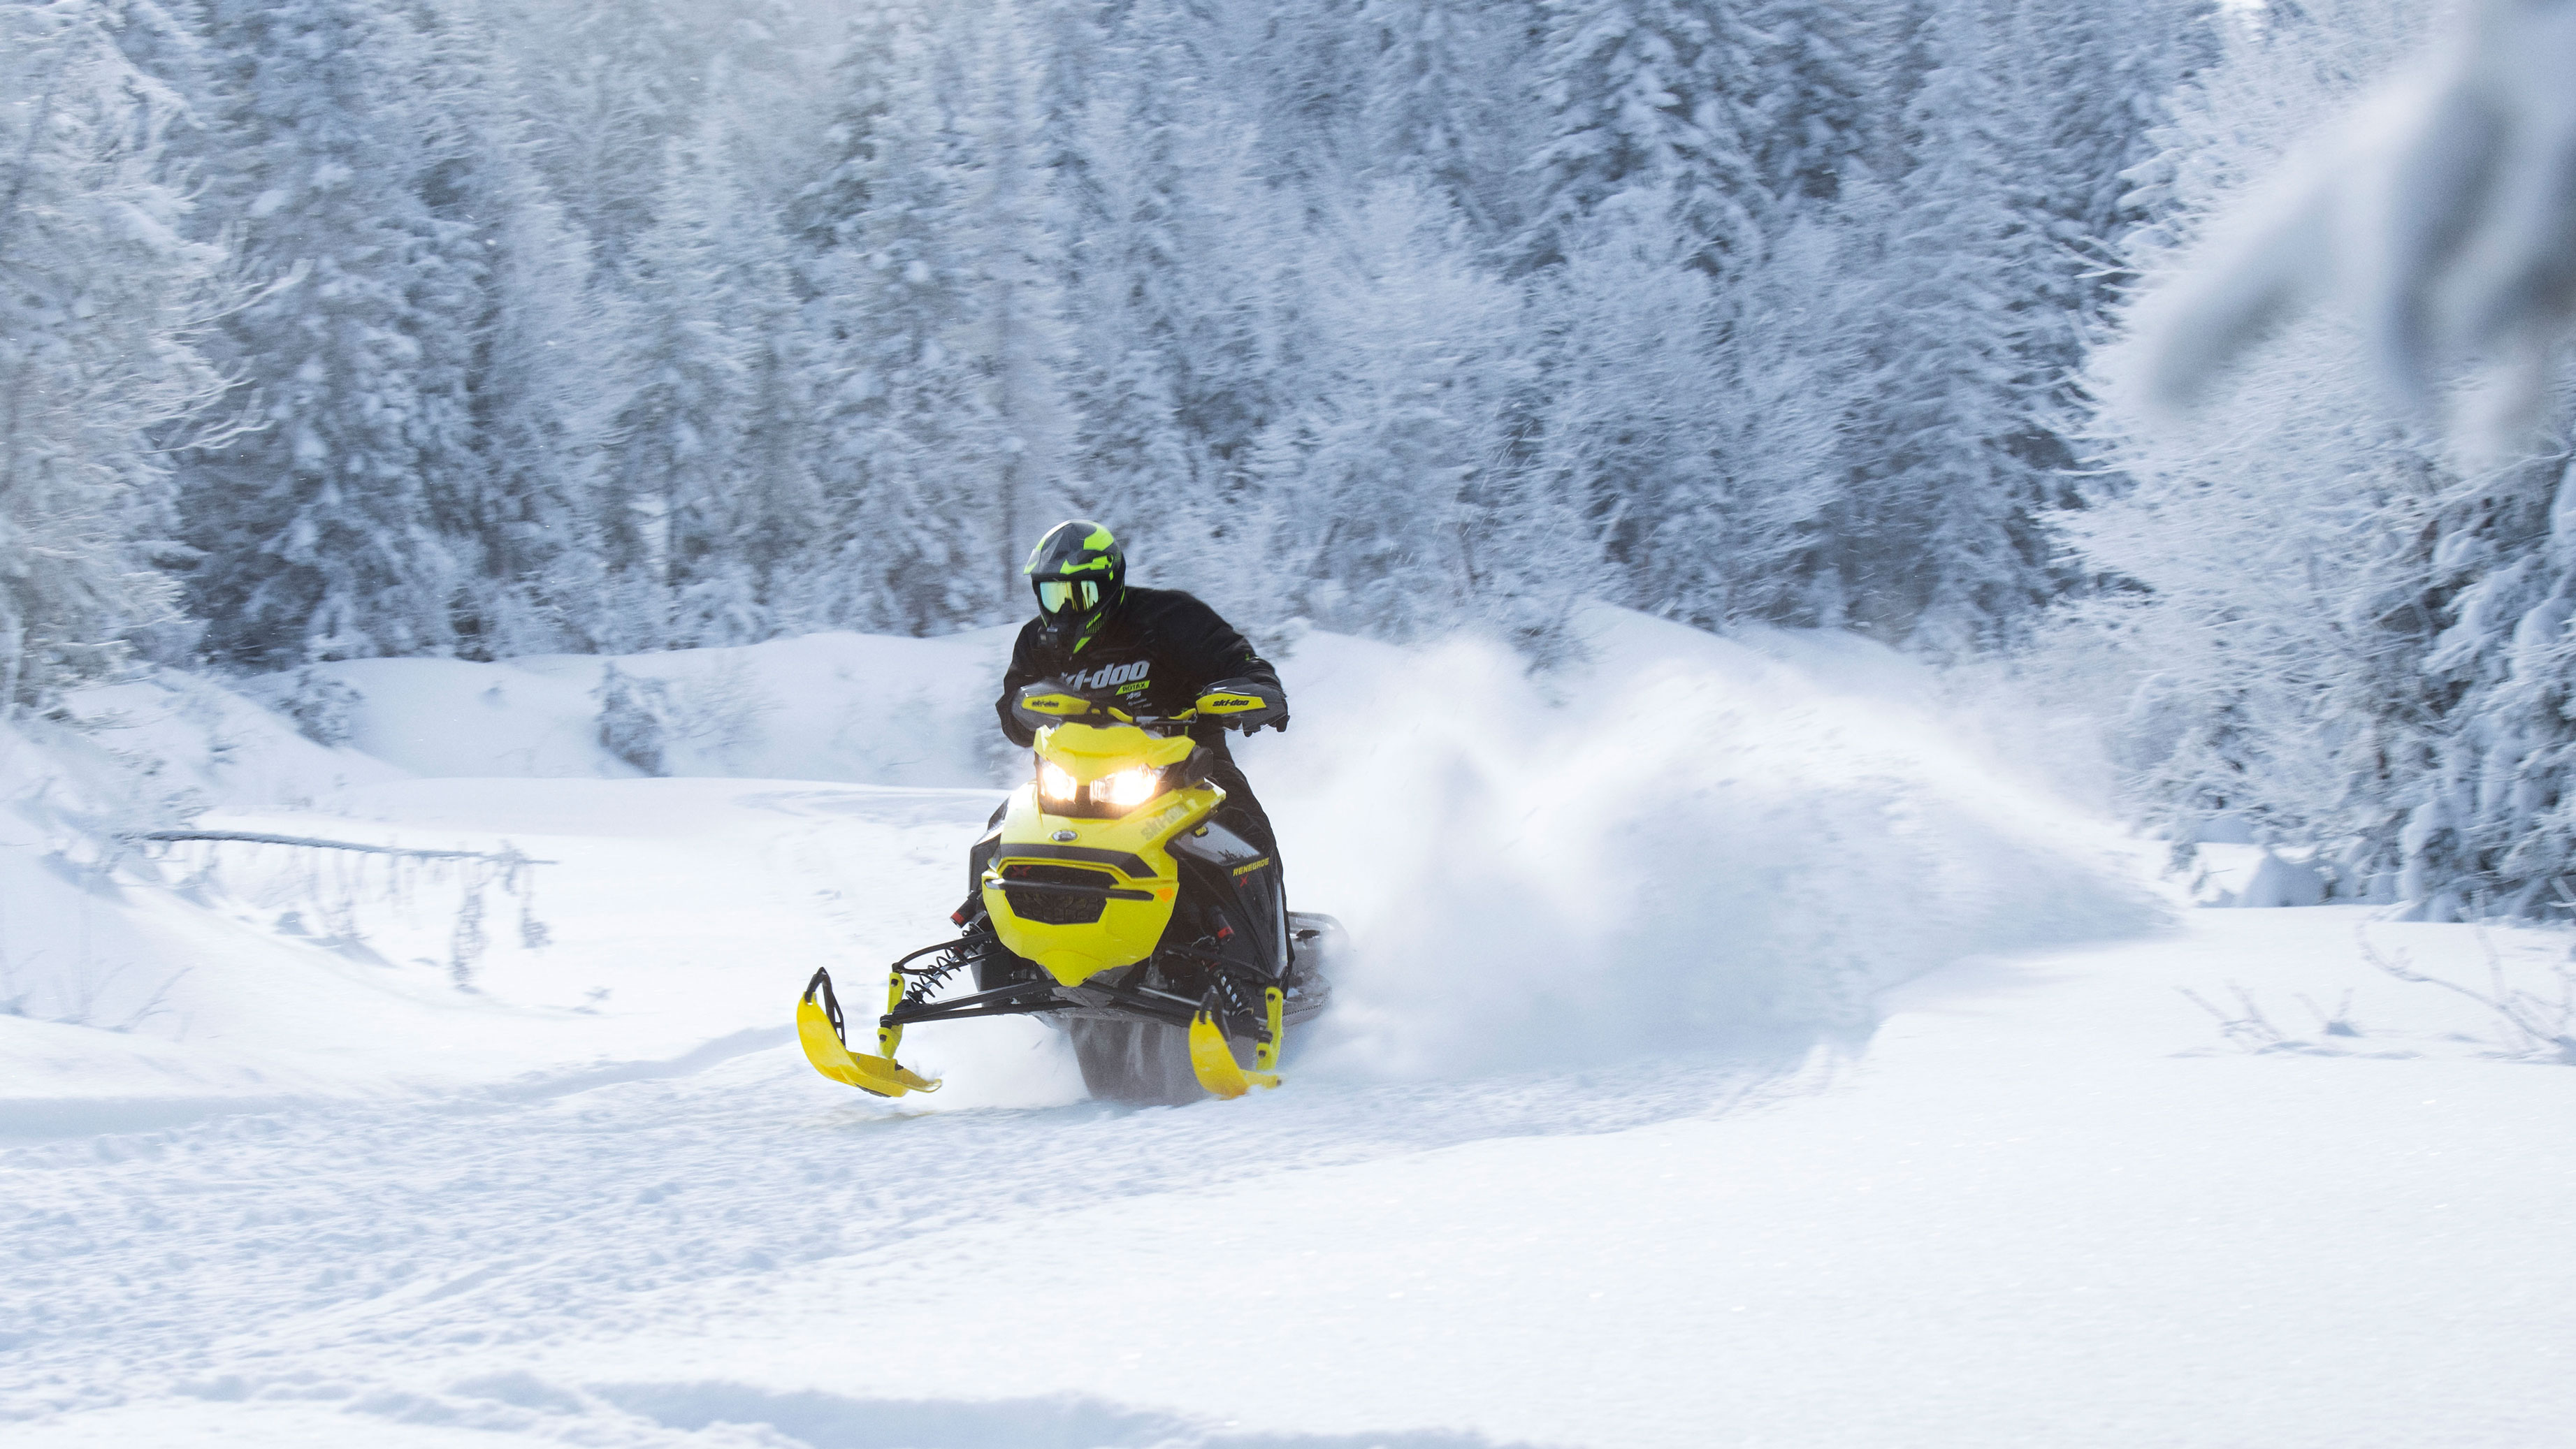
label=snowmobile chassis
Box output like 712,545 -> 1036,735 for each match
799,910 -> 1338,1100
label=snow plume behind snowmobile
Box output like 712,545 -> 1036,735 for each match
798,683 -> 1335,1105
1214,615 -> 2164,1081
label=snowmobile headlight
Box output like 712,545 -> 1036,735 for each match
1097,766 -> 1163,810
1039,760 -> 1079,805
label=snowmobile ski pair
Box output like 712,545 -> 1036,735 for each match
797,688 -> 1337,1105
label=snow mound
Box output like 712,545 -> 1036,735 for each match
1,688 -> 403,1058
271,628 -> 1023,786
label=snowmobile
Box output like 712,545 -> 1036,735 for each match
797,681 -> 1339,1105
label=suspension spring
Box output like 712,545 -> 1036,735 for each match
1210,968 -> 1257,1034
888,931 -> 1003,1007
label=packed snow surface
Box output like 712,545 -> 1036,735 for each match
6,610 -> 2571,1446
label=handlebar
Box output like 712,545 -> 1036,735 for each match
1101,704 -> 1198,727
1014,680 -> 1285,734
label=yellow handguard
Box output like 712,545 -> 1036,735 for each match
1194,681 -> 1285,730
797,968 -> 939,1098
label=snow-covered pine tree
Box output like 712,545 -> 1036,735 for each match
1524,190 -> 1726,623
1201,0 -> 1371,194
1683,209 -> 1883,630
2373,422 -> 2576,917
389,1 -> 618,662
1251,182 -> 1539,640
592,125 -> 758,652
1524,0 -> 1770,275
1985,0 -> 2208,488
2069,302 -> 2454,902
1522,177 -> 1879,634
502,0 -> 703,282
1018,0 -> 1104,211
1357,0 -> 1549,248
400,0 -> 509,620
449,150 -> 617,659
1830,0 -> 2054,651
179,0 -> 489,667
714,195 -> 825,647
1841,0 -> 1944,187
1742,0 -> 1873,209
955,0 -> 1074,612
0,0 -> 233,706
667,108 -> 825,648
1059,0 -> 1289,593
792,1 -> 1031,634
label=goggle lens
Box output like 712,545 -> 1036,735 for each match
1036,580 -> 1096,615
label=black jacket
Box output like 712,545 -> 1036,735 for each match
996,587 -> 1284,755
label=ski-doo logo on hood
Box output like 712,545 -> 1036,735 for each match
1062,660 -> 1150,693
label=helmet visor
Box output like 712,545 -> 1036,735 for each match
1036,579 -> 1099,616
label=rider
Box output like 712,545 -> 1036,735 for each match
996,520 -> 1289,864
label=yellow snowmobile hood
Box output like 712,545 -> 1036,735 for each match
981,721 -> 1220,985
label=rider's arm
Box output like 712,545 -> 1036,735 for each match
995,621 -> 1046,748
1171,598 -> 1286,727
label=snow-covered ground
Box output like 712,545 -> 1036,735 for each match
6,611 -> 2572,1446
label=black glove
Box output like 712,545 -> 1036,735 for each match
1194,678 -> 1289,732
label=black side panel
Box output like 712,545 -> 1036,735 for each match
967,819 -> 1004,904
1167,820 -> 1262,871
1231,857 -> 1287,980
1167,822 -> 1287,982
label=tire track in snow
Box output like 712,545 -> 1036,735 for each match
1,1042 -> 1819,1415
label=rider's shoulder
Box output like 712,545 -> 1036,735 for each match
1122,585 -> 1220,623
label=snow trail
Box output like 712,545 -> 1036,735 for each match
3,1041 -> 1802,1415
12,910 -> 2576,1448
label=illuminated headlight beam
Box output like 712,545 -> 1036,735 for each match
1097,767 -> 1162,809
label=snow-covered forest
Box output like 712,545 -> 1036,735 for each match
12,0 -> 2210,660
9,0 -> 2576,896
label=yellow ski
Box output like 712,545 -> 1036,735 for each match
1186,989 -> 1283,1100
798,970 -> 939,1098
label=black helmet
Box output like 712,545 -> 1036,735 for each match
1024,519 -> 1125,651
